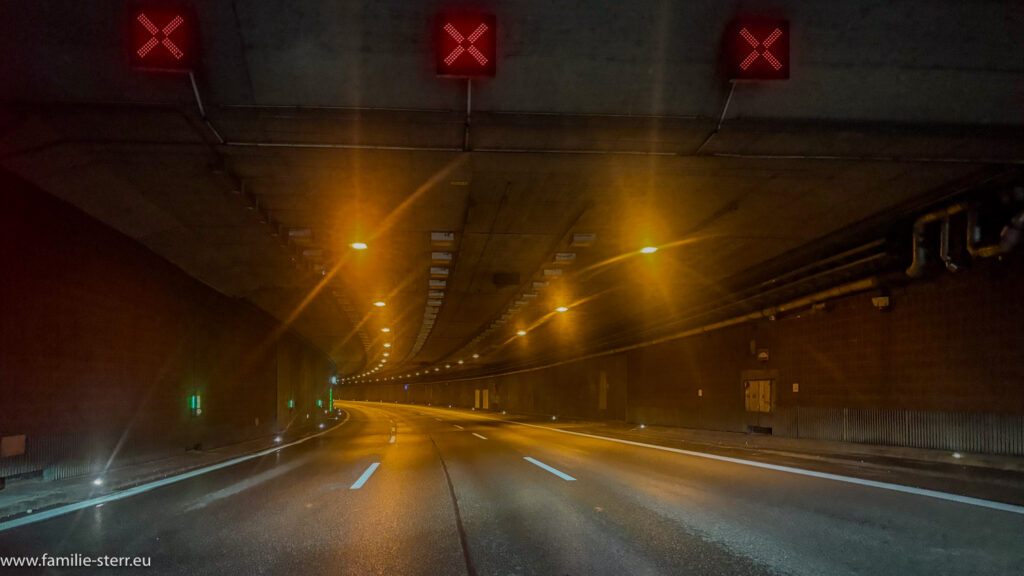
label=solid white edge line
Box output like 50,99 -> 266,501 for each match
472,433 -> 488,440
349,462 -> 381,490
348,403 -> 1024,516
524,457 -> 576,481
0,412 -> 352,533
502,418 -> 1024,515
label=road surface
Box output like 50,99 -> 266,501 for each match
1,402 -> 1021,575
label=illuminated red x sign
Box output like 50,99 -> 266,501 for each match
726,19 -> 789,80
128,3 -> 197,71
436,13 -> 497,77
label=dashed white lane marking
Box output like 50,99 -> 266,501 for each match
503,419 -> 1024,515
434,418 -> 443,422
389,436 -> 396,444
453,425 -> 464,430
350,463 -> 381,490
472,433 -> 488,440
0,413 -> 351,533
524,457 -> 576,481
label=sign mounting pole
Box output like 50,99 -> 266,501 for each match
464,79 -> 472,151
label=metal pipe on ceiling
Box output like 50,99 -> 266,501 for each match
967,208 -> 1002,259
906,204 -> 967,278
224,141 -> 462,153
219,103 -> 705,121
1001,208 -> 1024,252
222,140 -> 1019,164
401,276 -> 880,386
909,186 -> 1024,277
706,152 -> 1024,166
391,274 -> 880,385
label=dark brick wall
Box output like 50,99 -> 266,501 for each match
627,257 -> 1024,432
768,260 -> 1024,415
0,170 -> 333,477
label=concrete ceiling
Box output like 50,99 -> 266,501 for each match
2,0 -> 1022,381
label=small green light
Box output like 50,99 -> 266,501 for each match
189,394 -> 202,416
288,399 -> 294,409
317,399 -> 323,407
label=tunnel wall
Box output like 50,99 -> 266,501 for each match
342,256 -> 1024,455
0,171 -> 333,481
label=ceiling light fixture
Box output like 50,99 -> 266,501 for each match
640,246 -> 658,254
350,242 -> 368,250
556,306 -> 569,313
517,330 -> 527,336
373,301 -> 386,307
381,328 -> 391,333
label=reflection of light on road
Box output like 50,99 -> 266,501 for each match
185,456 -> 312,511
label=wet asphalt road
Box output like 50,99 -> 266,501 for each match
1,401 -> 1022,575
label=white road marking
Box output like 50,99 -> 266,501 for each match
350,462 -> 381,490
352,401 -> 1024,515
453,425 -> 464,430
0,413 -> 351,533
524,457 -> 576,481
505,419 -> 1024,515
389,435 -> 396,444
185,457 -> 309,511
472,433 -> 488,440
434,418 -> 443,422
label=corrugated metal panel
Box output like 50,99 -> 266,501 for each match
775,407 -> 1024,456
0,433 -> 90,481
0,433 -> 180,482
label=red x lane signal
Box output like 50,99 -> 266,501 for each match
436,13 -> 497,77
726,19 -> 789,80
128,3 -> 197,71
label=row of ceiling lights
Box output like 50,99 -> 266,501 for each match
342,234 -> 459,383
341,236 -> 662,384
342,241 -> 390,381
232,184 -> 378,355
446,231 -> 598,361
408,231 -> 457,360
346,232 -> 599,383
